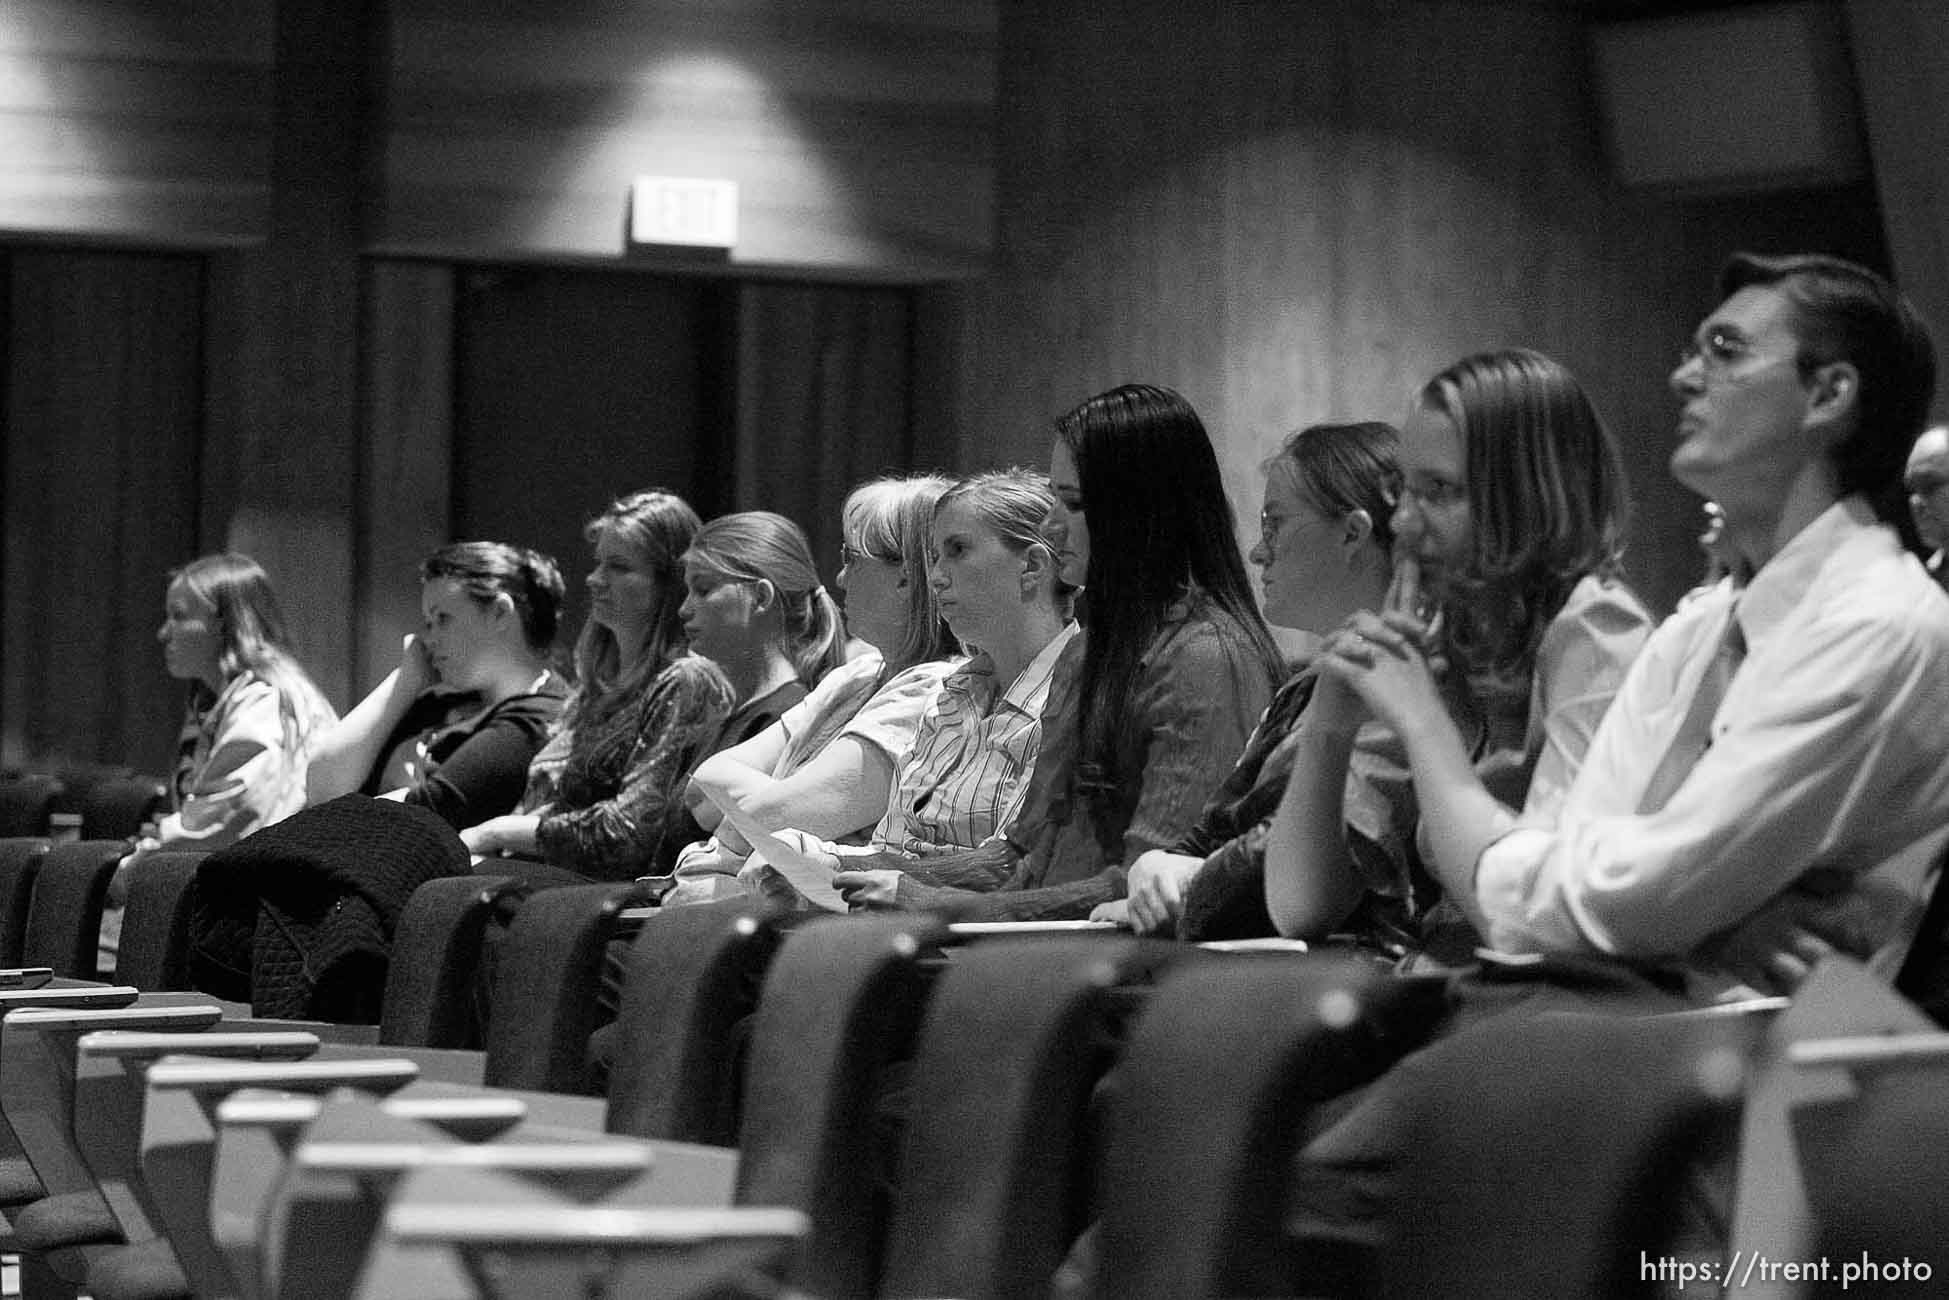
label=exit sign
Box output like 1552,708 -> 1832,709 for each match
629,176 -> 740,249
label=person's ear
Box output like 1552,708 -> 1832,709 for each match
748,579 -> 778,613
489,591 -> 517,626
1339,508 -> 1374,557
1019,542 -> 1053,595
1807,360 -> 1860,438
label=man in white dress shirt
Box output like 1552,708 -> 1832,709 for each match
1285,252 -> 1949,1284
1462,252 -> 1949,997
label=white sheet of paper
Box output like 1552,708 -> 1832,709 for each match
720,811 -> 849,913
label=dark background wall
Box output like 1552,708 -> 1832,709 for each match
920,0 -> 1893,628
0,0 -> 1935,775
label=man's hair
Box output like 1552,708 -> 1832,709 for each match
1719,252 -> 1937,546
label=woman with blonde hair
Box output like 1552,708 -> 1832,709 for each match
101,552 -> 339,965
667,475 -> 961,902
461,489 -> 734,880
1265,348 -> 1653,945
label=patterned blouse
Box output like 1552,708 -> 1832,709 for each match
522,655 -> 735,881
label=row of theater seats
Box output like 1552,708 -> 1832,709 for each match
0,771 -> 168,844
0,840 -> 1943,1298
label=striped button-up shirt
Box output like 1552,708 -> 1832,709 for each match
867,623 -> 1080,855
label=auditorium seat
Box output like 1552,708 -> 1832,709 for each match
23,841 -> 128,979
0,838 -> 51,966
113,851 -> 208,993
0,775 -> 65,839
1090,954 -> 1448,1300
74,774 -> 167,844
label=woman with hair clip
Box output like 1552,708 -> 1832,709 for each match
832,384 -> 1285,919
663,476 -> 962,904
101,552 -> 339,965
1263,348 -> 1654,949
305,542 -> 570,829
460,489 -> 735,880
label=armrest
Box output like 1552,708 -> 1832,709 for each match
7,1002 -> 222,1032
1788,1032 -> 1949,1072
299,1139 -> 651,1198
217,1090 -> 529,1143
78,1030 -> 320,1062
387,1202 -> 806,1246
0,985 -> 140,1012
146,1057 -> 421,1096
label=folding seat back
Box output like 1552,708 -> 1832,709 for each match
76,775 -> 167,844
0,838 -> 50,967
876,935 -> 1196,1300
0,774 -> 63,838
114,851 -> 209,992
1085,956 -> 1448,1300
602,896 -> 788,1146
719,913 -> 950,1299
23,840 -> 127,978
378,874 -> 518,1049
483,882 -> 647,1094
1382,1006 -> 1765,1300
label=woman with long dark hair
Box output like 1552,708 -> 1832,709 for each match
834,383 -> 1285,917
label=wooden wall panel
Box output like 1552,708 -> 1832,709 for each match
357,260 -> 456,694
199,0 -> 375,712
377,0 -> 996,277
732,282 -> 915,579
922,0 -> 1894,617
1848,0 -> 1949,420
2,251 -> 202,770
0,0 -> 271,245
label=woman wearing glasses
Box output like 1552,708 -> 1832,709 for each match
1261,349 -> 1653,947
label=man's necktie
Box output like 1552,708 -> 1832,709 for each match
1638,609 -> 1746,815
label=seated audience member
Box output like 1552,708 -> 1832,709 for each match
1319,255 -> 1949,991
1096,421 -> 1410,940
460,490 -> 734,880
305,542 -> 569,829
101,553 -> 339,964
676,511 -> 849,754
1904,423 -> 1949,581
831,384 -> 1284,918
755,470 -> 1076,877
1283,251 -> 1949,1288
1260,348 -> 1652,949
664,475 -> 961,903
660,510 -> 849,850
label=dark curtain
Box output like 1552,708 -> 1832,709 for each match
3,250 -> 204,770
730,282 -> 917,587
